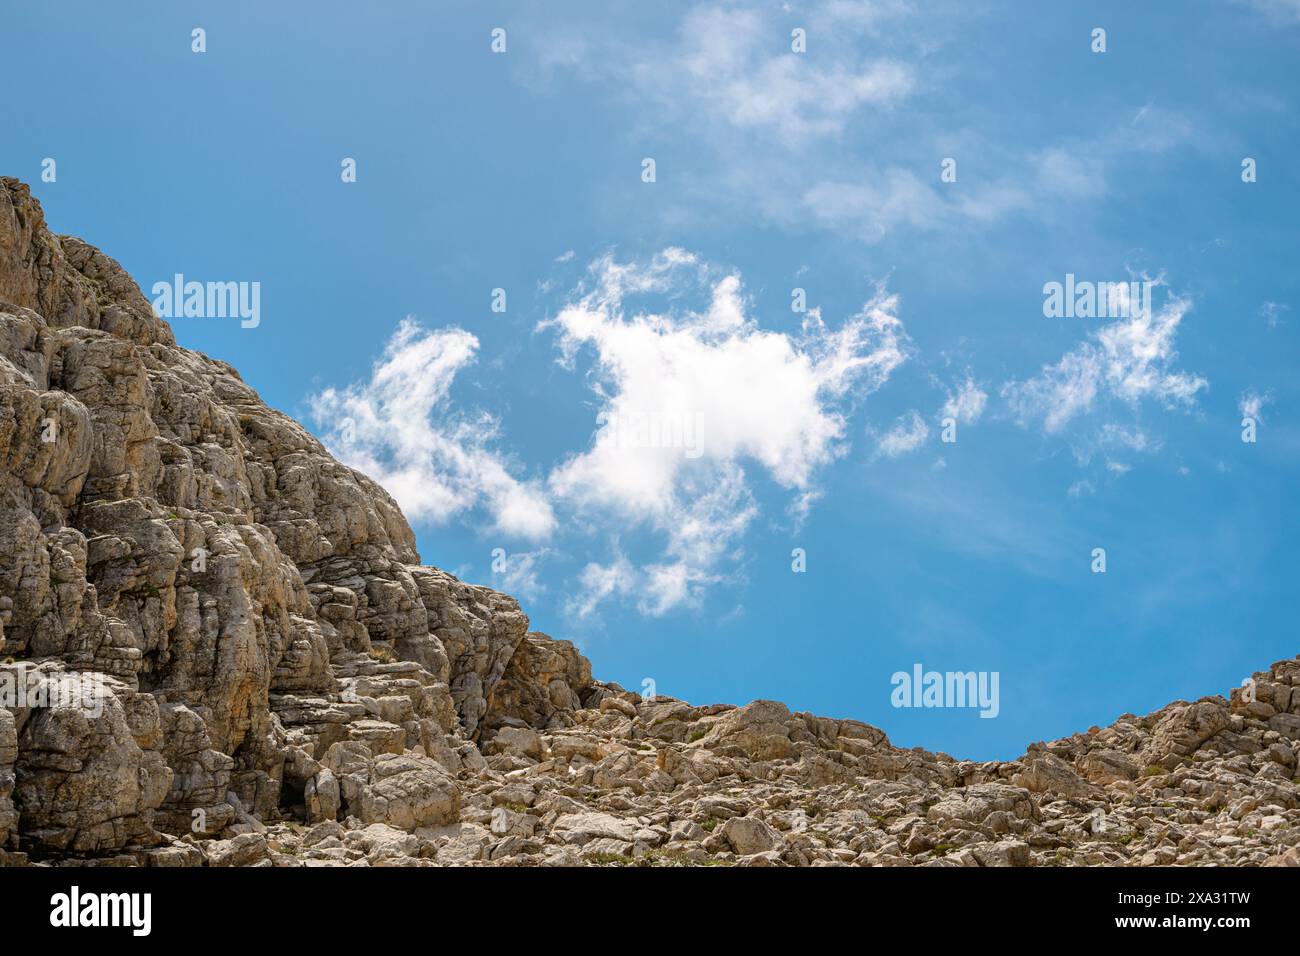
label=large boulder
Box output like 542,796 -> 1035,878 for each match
722,815 -> 781,855
1146,699 -> 1229,770
699,700 -> 795,761
6,664 -> 172,853
321,743 -> 460,831
1013,753 -> 1099,799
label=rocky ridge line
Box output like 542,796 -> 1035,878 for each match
0,177 -> 1295,867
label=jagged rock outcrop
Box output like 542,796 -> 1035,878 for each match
0,177 -> 588,863
3,662 -> 171,853
0,177 -> 1296,867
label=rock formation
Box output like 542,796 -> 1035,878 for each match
0,176 -> 1295,867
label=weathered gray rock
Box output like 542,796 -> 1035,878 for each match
551,811 -> 642,845
1014,753 -> 1099,799
699,699 -> 795,761
722,815 -> 780,855
6,663 -> 171,853
1147,700 -> 1229,770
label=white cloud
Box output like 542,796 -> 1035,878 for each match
530,1 -> 918,145
1004,349 -> 1100,434
566,553 -> 638,620
1003,286 -> 1207,434
491,549 -> 553,603
640,463 -> 758,614
544,249 -> 908,613
1062,423 -> 1161,481
798,136 -> 1151,242
1260,301 -> 1287,329
307,318 -> 556,540
801,171 -> 946,242
310,255 -> 910,616
798,146 -> 1100,243
1239,388 -> 1271,421
873,409 -> 929,458
942,374 -> 987,424
786,488 -> 823,530
654,4 -> 915,143
1098,423 -> 1155,453
525,5 -> 1199,245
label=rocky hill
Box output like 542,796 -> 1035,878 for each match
0,177 -> 1296,867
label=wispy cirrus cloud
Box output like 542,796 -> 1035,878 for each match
525,2 -> 1198,245
490,548 -> 554,603
307,318 -> 556,540
799,108 -> 1193,242
1260,301 -> 1287,329
1002,283 -> 1208,436
872,409 -> 929,459
536,0 -> 919,145
942,374 -> 988,424
666,3 -> 914,142
1238,388 -> 1272,421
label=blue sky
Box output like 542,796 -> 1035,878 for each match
5,0 -> 1298,759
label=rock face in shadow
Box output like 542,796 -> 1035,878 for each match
0,178 -> 1296,867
